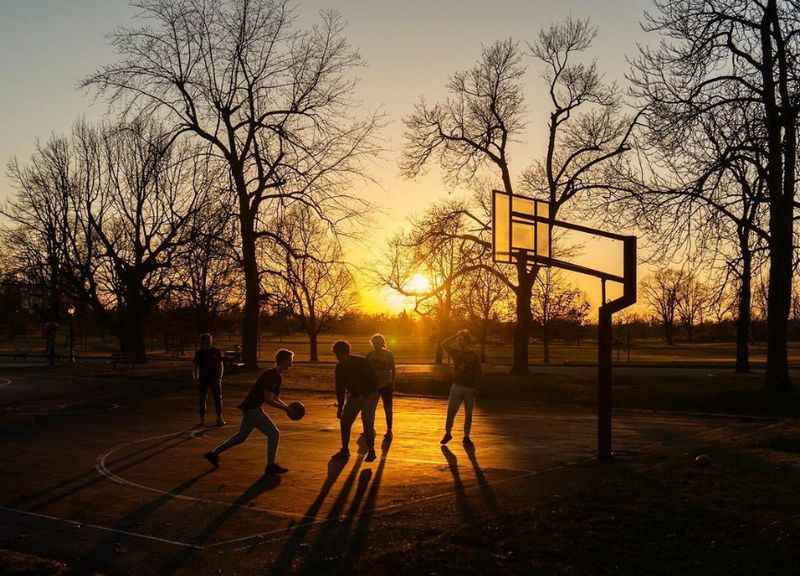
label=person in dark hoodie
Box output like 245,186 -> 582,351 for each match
331,340 -> 378,462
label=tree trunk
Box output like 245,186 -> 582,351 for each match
239,213 -> 260,369
309,331 -> 319,363
121,279 -> 147,363
196,305 -> 211,335
765,200 -> 792,392
736,248 -> 752,373
664,320 -> 674,346
479,319 -> 488,363
435,296 -> 451,365
512,258 -> 533,375
761,0 -> 793,393
543,320 -> 550,364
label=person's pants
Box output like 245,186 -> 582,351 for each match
445,384 -> 476,437
212,408 -> 279,466
340,393 -> 378,450
198,379 -> 223,419
377,386 -> 393,432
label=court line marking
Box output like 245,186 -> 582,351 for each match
0,504 -> 200,549
96,428 -> 313,520
93,425 -> 572,550
34,414 -> 772,553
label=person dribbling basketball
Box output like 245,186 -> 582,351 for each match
204,349 -> 294,476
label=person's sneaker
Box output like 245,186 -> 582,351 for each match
365,450 -> 377,462
264,463 -> 289,475
332,448 -> 350,460
204,451 -> 219,468
216,418 -> 226,427
440,432 -> 452,445
463,436 -> 474,448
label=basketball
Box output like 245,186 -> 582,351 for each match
287,401 -> 305,421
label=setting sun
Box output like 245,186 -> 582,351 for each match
405,273 -> 431,295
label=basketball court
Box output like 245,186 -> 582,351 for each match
0,368 -> 780,575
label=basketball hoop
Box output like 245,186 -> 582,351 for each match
492,189 -> 637,460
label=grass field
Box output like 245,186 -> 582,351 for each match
5,333 -> 800,367
1,363 -> 799,574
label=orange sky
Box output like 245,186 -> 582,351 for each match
0,0 -> 655,317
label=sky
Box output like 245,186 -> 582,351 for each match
0,0 -> 656,315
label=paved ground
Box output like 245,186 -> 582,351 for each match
0,369 -> 782,575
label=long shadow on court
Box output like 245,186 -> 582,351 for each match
464,443 -> 501,513
7,432 -> 193,511
337,436 -> 392,572
267,455 -> 350,574
160,473 -> 283,575
76,468 -> 214,573
441,445 -> 477,523
269,454 -> 366,575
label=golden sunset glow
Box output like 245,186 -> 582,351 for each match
405,273 -> 431,295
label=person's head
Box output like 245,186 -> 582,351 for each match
456,329 -> 472,350
199,333 -> 213,350
332,340 -> 351,362
275,349 -> 293,372
370,333 -> 386,351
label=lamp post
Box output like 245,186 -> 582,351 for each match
66,305 -> 76,363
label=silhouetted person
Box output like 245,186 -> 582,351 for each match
204,349 -> 293,476
367,333 -> 395,439
193,333 -> 224,426
332,340 -> 378,462
440,329 -> 482,447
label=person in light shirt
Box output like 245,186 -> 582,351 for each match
367,333 -> 396,440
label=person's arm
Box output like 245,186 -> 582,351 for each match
192,352 -> 199,381
335,364 -> 345,418
217,350 -> 224,383
265,391 -> 289,412
390,352 -> 396,387
440,330 -> 466,356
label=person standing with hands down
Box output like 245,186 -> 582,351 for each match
193,333 -> 225,427
440,329 -> 482,447
332,340 -> 378,462
367,333 -> 396,439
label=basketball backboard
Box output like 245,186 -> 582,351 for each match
492,189 -> 635,309
492,190 -> 551,264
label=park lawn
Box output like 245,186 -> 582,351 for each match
5,361 -> 800,419
6,333 -> 800,367
351,422 -> 800,575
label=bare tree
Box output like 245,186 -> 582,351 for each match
642,268 -> 685,345
4,136 -> 74,334
173,197 -> 242,333
464,269 -> 510,362
262,208 -> 356,362
402,20 -> 638,374
63,120 -> 212,361
629,0 -> 800,392
531,267 -> 591,363
83,0 -> 379,367
379,200 -> 479,363
675,271 -> 711,342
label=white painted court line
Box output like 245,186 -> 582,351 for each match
0,504 -> 200,549
96,428 -> 313,521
